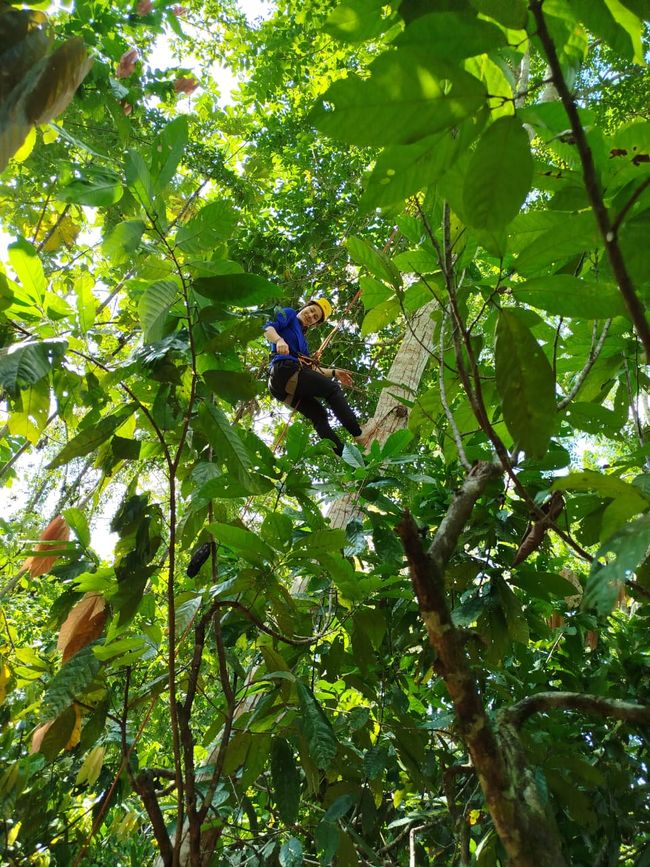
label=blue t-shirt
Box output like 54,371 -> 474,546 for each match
264,307 -> 311,368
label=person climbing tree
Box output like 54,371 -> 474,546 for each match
264,299 -> 367,456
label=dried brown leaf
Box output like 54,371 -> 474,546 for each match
22,515 -> 70,577
58,592 -> 107,662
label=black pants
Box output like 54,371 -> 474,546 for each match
269,361 -> 362,456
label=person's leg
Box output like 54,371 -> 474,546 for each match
293,368 -> 362,437
293,395 -> 344,455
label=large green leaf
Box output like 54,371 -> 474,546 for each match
279,838 -> 303,867
0,338 -> 65,392
8,239 -> 45,301
58,167 -> 123,207
103,220 -> 145,265
495,310 -> 556,458
296,682 -> 338,769
360,298 -> 400,336
138,280 -> 179,343
175,200 -> 237,253
469,0 -> 527,28
311,49 -> 486,146
199,401 -> 254,486
48,405 -> 136,469
192,273 -> 279,306
324,0 -> 395,42
150,116 -> 188,193
361,131 -> 464,210
346,236 -> 401,288
552,469 -> 650,503
41,645 -> 100,719
206,522 -> 275,566
463,116 -> 533,229
125,149 -> 154,209
271,738 -> 301,824
395,11 -> 507,58
513,276 -> 627,319
585,512 -> 650,614
203,369 -> 261,404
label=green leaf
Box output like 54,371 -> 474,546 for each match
192,272 -> 279,306
58,168 -> 123,207
63,508 -> 90,548
112,566 -> 156,626
325,0 -> 395,42
271,738 -> 301,825
0,339 -> 65,393
311,49 -> 486,146
470,0 -> 527,28
175,200 -> 237,253
48,405 -> 136,469
138,280 -> 179,343
42,645 -> 100,719
203,369 -> 261,404
360,298 -> 400,336
495,577 -> 529,645
585,513 -> 650,614
103,220 -> 145,265
324,793 -> 357,822
395,11 -> 507,58
296,682 -> 338,769
495,310 -> 556,458
206,522 -> 275,566
8,239 -> 45,300
463,116 -> 533,229
125,149 -> 154,209
569,0 -> 639,61
75,273 -> 96,334
279,838 -> 303,867
513,276 -> 627,319
552,469 -> 650,501
199,401 -> 254,487
315,821 -> 340,865
151,116 -> 188,193
346,236 -> 401,288
603,0 -> 645,64
361,131 -> 464,210
510,570 -> 582,601
363,744 -> 388,780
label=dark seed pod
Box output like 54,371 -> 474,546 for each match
186,542 -> 213,577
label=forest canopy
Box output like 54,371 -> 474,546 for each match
0,0 -> 649,865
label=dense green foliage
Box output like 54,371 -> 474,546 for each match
1,0 -> 649,865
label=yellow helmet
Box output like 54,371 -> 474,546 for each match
311,298 -> 332,322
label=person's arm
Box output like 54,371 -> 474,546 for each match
264,326 -> 289,355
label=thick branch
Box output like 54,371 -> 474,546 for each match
531,0 -> 650,361
505,691 -> 650,729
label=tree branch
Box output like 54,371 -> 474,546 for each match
504,691 -> 650,729
557,319 -> 611,410
531,0 -> 650,361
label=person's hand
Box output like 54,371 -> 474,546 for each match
335,369 -> 353,388
276,338 -> 289,355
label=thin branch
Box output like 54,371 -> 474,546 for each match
531,0 -> 650,361
611,176 -> 650,237
439,310 -> 471,471
504,691 -> 650,729
557,319 -> 611,410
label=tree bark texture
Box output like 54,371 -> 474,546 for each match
397,465 -> 569,867
327,301 -> 437,529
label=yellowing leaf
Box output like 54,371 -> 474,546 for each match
42,215 -> 80,252
13,127 -> 36,162
57,592 -> 107,662
65,704 -> 82,750
0,658 -> 11,704
76,745 -> 106,786
469,809 -> 481,825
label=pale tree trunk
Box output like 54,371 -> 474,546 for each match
327,300 -> 437,529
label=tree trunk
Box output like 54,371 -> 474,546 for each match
328,300 -> 437,529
